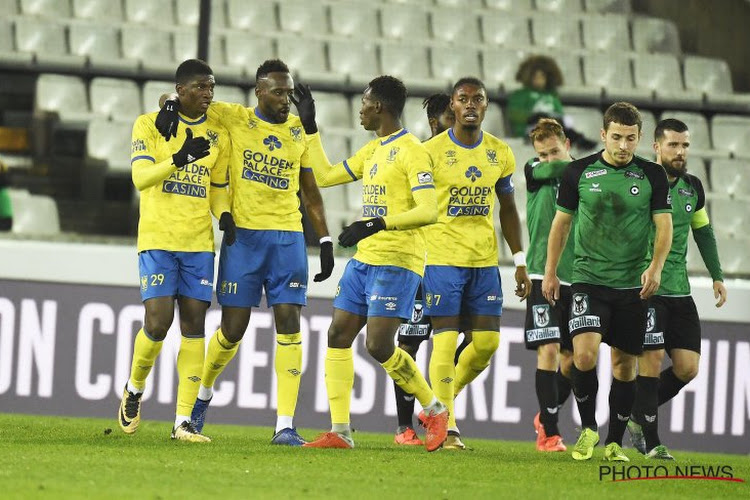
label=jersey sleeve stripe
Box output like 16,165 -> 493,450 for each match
342,160 -> 358,181
300,166 -> 313,172
131,155 -> 155,164
411,184 -> 435,191
210,181 -> 229,188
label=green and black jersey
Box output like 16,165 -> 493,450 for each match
556,152 -> 672,288
524,158 -> 575,283
652,173 -> 723,296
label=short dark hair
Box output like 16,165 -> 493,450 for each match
603,102 -> 642,132
256,59 -> 290,82
654,118 -> 689,142
175,59 -> 212,84
515,55 -> 563,91
451,76 -> 486,95
529,118 -> 566,144
367,75 -> 407,117
422,93 -> 451,120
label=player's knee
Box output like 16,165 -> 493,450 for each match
327,324 -> 350,349
473,331 -> 500,359
365,335 -> 392,363
611,356 -> 636,381
537,343 -> 559,364
574,350 -> 597,371
638,350 -> 663,376
673,363 -> 698,382
220,323 -> 245,344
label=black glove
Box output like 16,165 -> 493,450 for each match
155,98 -> 179,141
290,83 -> 317,134
314,240 -> 334,282
219,212 -> 236,246
172,128 -> 210,167
338,218 -> 386,247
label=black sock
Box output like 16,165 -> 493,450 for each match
658,367 -> 688,405
636,375 -> 660,450
536,369 -> 560,436
394,380 -> 416,430
556,369 -> 572,408
605,378 -> 636,446
570,364 -> 598,430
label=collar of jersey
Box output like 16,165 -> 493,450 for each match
598,151 -> 633,170
254,107 -> 278,124
178,113 -> 206,125
380,128 -> 408,145
448,128 -> 483,149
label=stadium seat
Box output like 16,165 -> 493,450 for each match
564,106 -> 603,145
20,0 -> 71,17
318,132 -> 351,164
68,22 -> 139,73
583,0 -> 631,12
710,199 -> 749,238
480,12 -> 531,48
536,50 -> 592,101
530,14 -> 582,49
431,8 -> 481,45
430,46 -> 481,88
223,31 -> 275,78
379,43 -> 437,94
15,17 -> 87,69
484,0 -> 533,10
632,53 -> 702,108
72,0 -> 123,21
715,235 -> 750,275
687,157 -> 710,191
631,17 -> 681,54
658,110 -> 719,159
535,0 -> 583,13
684,56 -> 750,112
8,190 -> 61,235
86,118 -> 132,173
173,32 -> 242,80
276,36 -> 339,86
709,159 -> 750,199
505,137 -> 537,171
328,40 -> 379,88
481,47 -> 527,93
434,0 -> 484,7
124,0 -> 174,25
0,19 -> 33,66
710,115 -> 750,158
313,92 -> 352,134
278,0 -> 327,35
581,14 -> 631,51
580,53 -> 651,104
380,3 -> 429,41
142,80 -> 175,113
484,102 -> 506,138
226,0 -> 276,30
402,97 -> 432,142
636,109 -> 657,157
0,0 -> 18,15
34,73 -> 95,124
213,84 -> 246,106
120,25 -> 173,77
89,77 -> 141,122
329,2 -> 380,40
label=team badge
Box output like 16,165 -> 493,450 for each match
572,293 -> 588,316
646,308 -> 656,332
533,304 -> 550,328
290,126 -> 302,142
630,185 -> 640,196
411,302 -> 424,323
369,163 -> 378,178
140,275 -> 148,291
425,292 -> 433,307
206,129 -> 219,148
685,203 -> 693,212
486,149 -> 498,164
387,146 -> 399,162
465,165 -> 482,182
263,135 -> 282,151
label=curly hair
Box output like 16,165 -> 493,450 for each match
422,93 -> 451,121
515,55 -> 564,91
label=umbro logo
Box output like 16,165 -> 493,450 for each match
546,407 -> 558,414
644,414 -> 656,423
404,395 -> 415,402
440,377 -> 454,384
210,362 -> 224,370
288,369 -> 301,376
575,395 -> 589,403
616,413 -> 630,422
188,376 -> 201,383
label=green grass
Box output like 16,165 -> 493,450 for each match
0,413 -> 747,499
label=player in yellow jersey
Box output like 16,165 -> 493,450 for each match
291,76 -> 449,451
119,59 -> 232,443
155,60 -> 334,446
423,77 -> 532,450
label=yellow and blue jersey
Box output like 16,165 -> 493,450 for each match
207,101 -> 311,232
424,129 -> 516,267
131,112 -> 230,253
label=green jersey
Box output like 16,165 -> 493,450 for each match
524,158 -> 575,283
506,87 -> 564,137
556,152 -> 672,288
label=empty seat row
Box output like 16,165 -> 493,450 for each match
6,189 -> 61,235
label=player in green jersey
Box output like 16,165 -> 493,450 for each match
542,102 -> 673,462
627,118 -> 727,460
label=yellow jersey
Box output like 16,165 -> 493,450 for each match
424,129 -> 516,267
131,112 -> 230,253
342,130 -> 435,275
207,101 -> 311,232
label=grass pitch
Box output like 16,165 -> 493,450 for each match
0,413 -> 747,499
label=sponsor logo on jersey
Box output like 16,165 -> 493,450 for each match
646,308 -> 656,332
289,126 -> 302,142
288,281 -> 303,288
585,168 -> 607,179
572,293 -> 588,315
162,181 -> 207,198
445,149 -> 458,166
624,170 -> 644,180
263,135 -> 282,151
131,138 -> 146,153
486,149 -> 498,164
678,188 -> 694,197
363,205 -> 387,217
387,146 -> 399,162
526,327 -> 561,343
206,129 -> 219,147
465,165 -> 483,182
417,172 -> 432,184
397,323 -> 430,337
589,182 -> 602,192
644,331 -> 664,345
630,185 -> 640,196
411,302 -> 424,323
569,315 -> 601,330
369,163 -> 378,178
242,149 -> 294,190
533,304 -> 550,327
447,185 -> 492,217
200,279 -> 212,287
685,203 -> 693,212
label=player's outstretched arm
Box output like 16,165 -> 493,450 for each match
542,211 -> 572,306
530,160 -> 569,181
641,212 -> 672,300
300,169 -> 334,282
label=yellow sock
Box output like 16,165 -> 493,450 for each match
430,330 -> 459,428
455,330 -> 500,396
201,328 -> 240,389
326,347 -> 354,425
382,347 -> 434,408
128,328 -> 163,391
176,336 -> 205,416
275,332 -> 302,419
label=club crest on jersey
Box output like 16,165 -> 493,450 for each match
247,119 -> 257,129
369,163 -> 378,178
290,126 -> 302,142
263,135 -> 282,151
572,293 -> 588,316
533,305 -> 550,327
624,170 -> 644,180
387,146 -> 400,162
425,292 -> 433,307
667,194 -> 672,205
465,165 -> 482,182
630,185 -> 640,196
411,302 -> 424,323
486,149 -> 498,164
646,308 -> 656,332
140,275 -> 148,291
685,203 -> 693,212
206,129 -> 219,147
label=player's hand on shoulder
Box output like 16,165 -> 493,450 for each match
172,128 -> 211,167
314,240 -> 334,282
156,98 -> 180,141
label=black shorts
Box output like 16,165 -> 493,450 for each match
569,283 -> 647,356
643,295 -> 702,354
524,280 -> 572,351
397,285 -> 432,346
